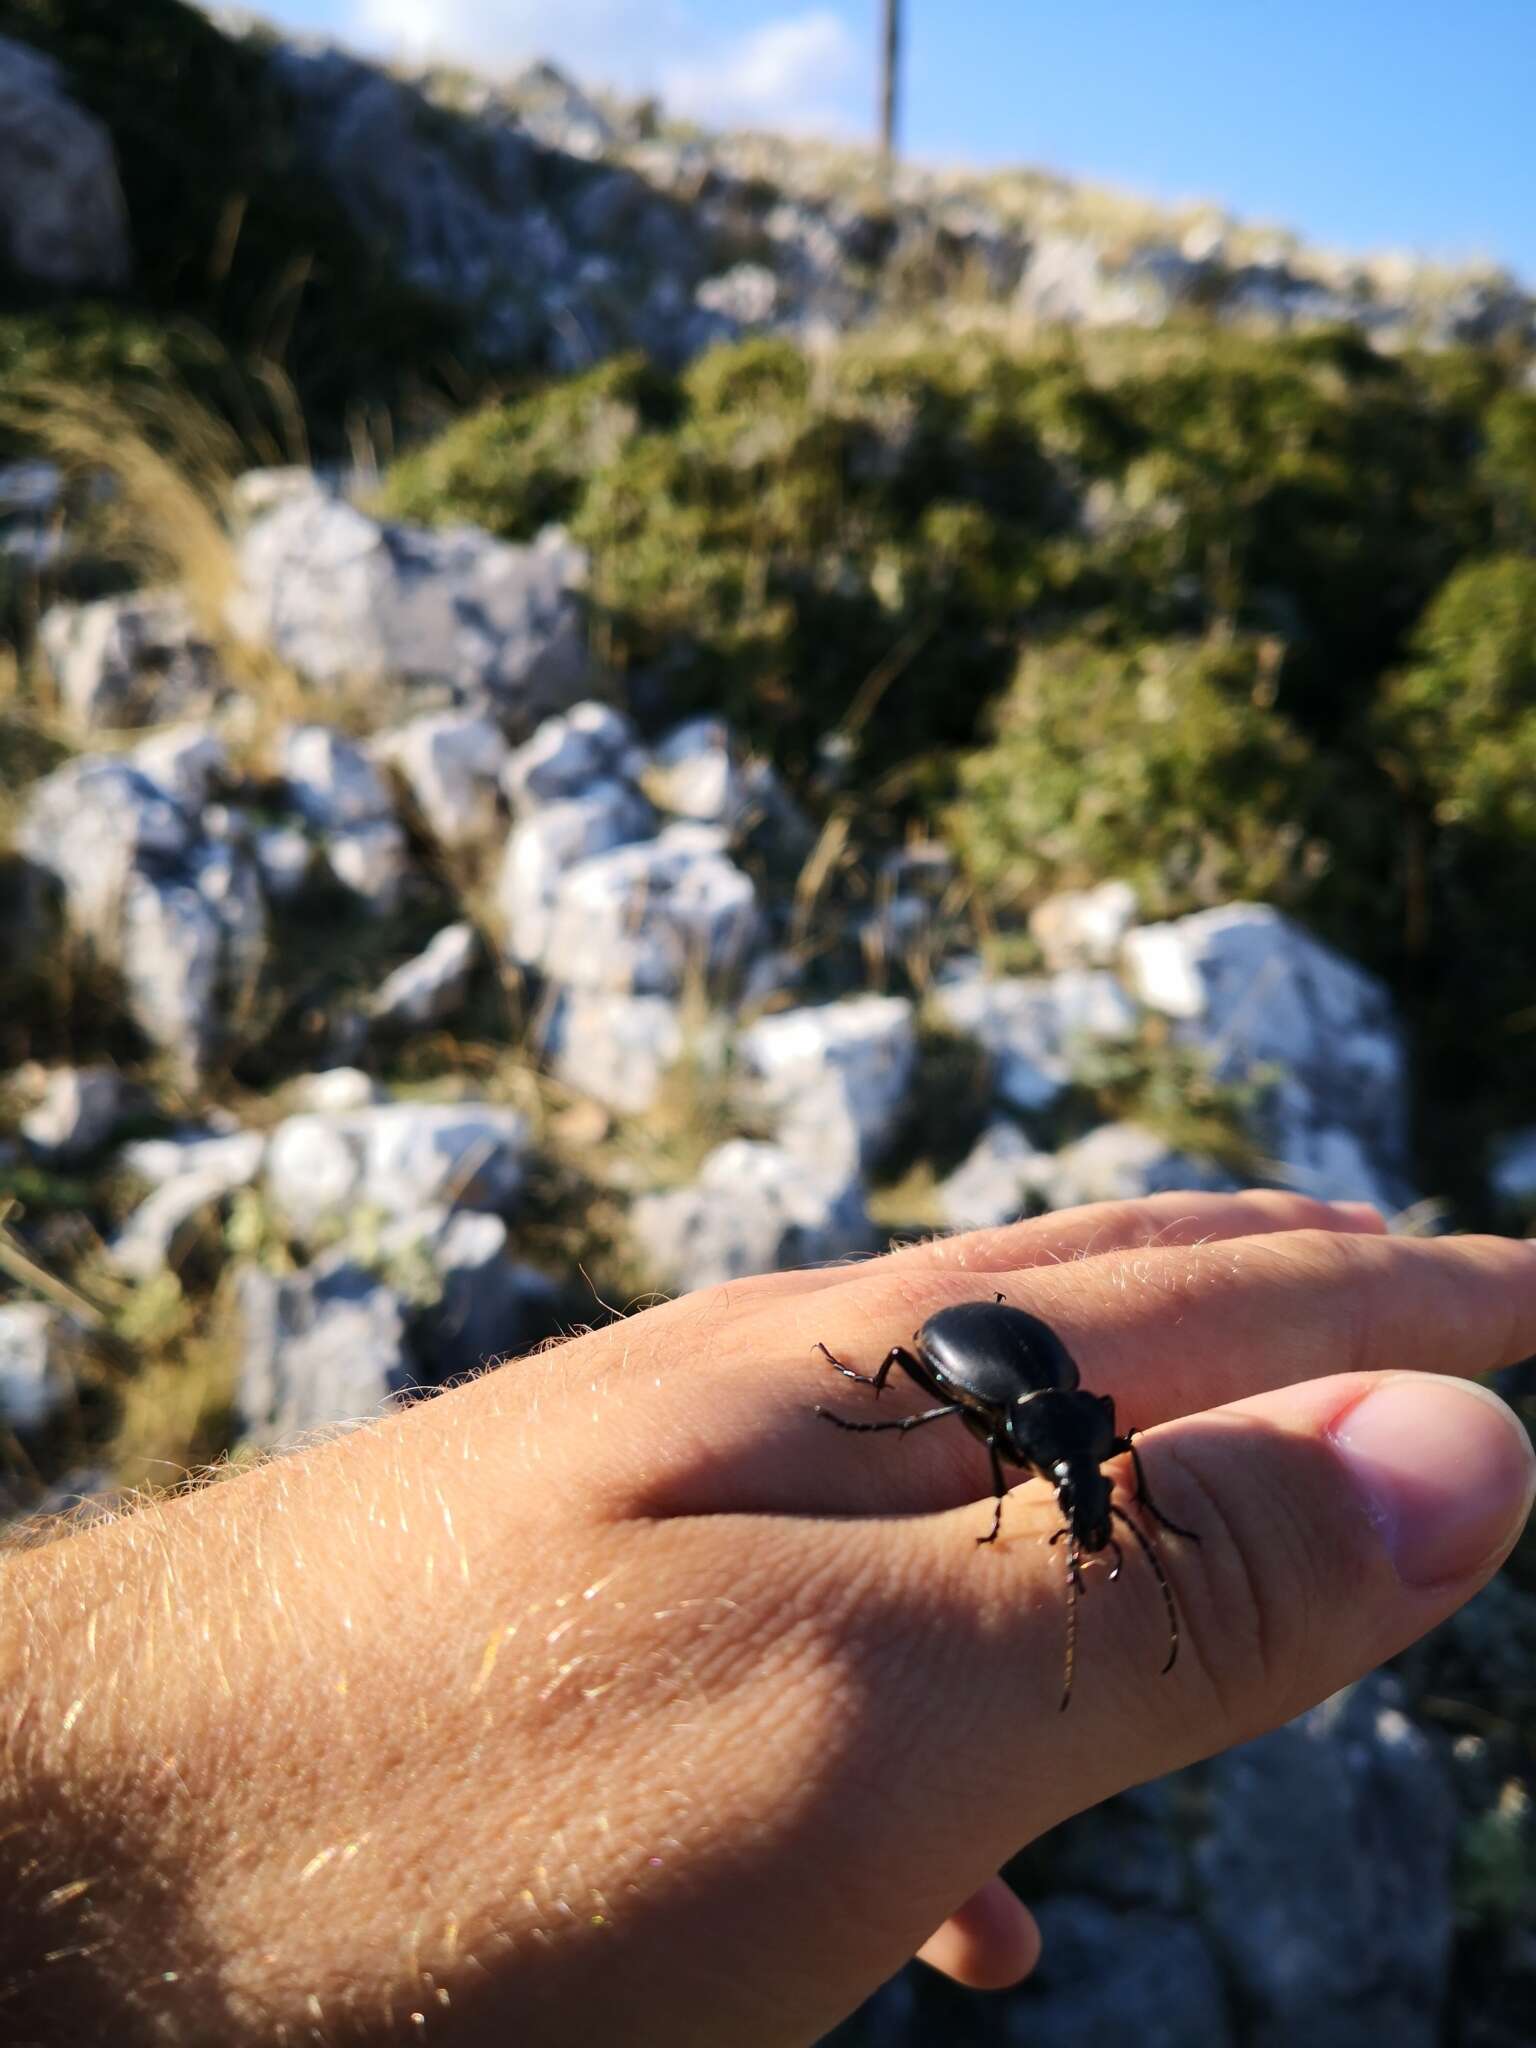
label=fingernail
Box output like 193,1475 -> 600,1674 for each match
1330,1376 -> 1536,1587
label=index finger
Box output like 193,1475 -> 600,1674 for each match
624,1229 -> 1536,1521
658,1188 -> 1388,1310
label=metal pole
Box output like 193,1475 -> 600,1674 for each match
880,0 -> 900,164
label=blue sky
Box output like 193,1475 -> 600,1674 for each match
247,1 -> 1536,277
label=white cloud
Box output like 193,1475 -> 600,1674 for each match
662,12 -> 862,134
344,0 -> 683,83
338,1 -> 863,134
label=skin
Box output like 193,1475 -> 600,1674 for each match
1,1189 -> 1534,2046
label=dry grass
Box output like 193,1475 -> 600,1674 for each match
0,377 -> 308,731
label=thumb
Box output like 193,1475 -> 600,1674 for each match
823,1370 -> 1534,1966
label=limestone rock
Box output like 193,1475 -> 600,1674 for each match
19,1064 -> 130,1162
279,724 -> 396,831
1194,1676 -> 1454,2048
1030,880 -> 1139,972
739,994 -> 916,1177
236,1256 -> 415,1444
934,966 -> 1138,1116
541,824 -> 760,999
368,923 -> 478,1031
1041,1122 -> 1237,1210
632,1140 -> 874,1291
0,36 -> 130,288
502,701 -> 647,810
497,781 -> 656,968
936,1120 -> 1055,1232
0,1303 -> 91,1433
40,591 -> 219,731
542,990 -> 686,1115
376,711 -> 509,850
1123,905 -> 1413,1210
265,1101 -> 530,1242
234,475 -> 593,730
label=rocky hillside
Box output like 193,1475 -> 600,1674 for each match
2,5 -> 1536,2044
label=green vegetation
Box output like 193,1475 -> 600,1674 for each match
1382,554 -> 1536,842
949,635 -> 1333,918
385,320 -> 1536,1192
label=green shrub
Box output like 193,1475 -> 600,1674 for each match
948,634 -> 1336,917
1380,555 -> 1536,840
385,354 -> 678,536
1481,389 -> 1536,542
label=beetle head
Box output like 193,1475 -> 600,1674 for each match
1052,1457 -> 1113,1551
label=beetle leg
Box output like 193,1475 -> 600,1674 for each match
816,1402 -> 964,1436
975,1436 -> 1009,1546
814,1340 -> 921,1398
1116,1435 -> 1201,1544
1112,1506 -> 1180,1676
1103,1536 -> 1125,1582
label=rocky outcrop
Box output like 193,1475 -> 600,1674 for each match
231,474 -> 593,728
0,36 -> 130,288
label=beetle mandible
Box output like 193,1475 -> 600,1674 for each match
814,1297 -> 1199,1709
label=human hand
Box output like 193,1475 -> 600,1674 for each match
5,1190 -> 1534,2046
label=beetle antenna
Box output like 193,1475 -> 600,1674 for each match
1112,1506 -> 1179,1675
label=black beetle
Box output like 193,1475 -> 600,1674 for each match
814,1297 -> 1198,1709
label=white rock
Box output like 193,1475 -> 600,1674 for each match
541,824 -> 761,999
1015,234 -> 1151,328
1042,1123 -> 1237,1210
740,994 -> 916,1176
1123,905 -> 1413,1207
0,37 -> 130,288
234,476 -> 592,730
401,1209 -> 561,1379
40,590 -> 218,730
543,990 -> 687,1115
116,841 -> 266,1085
502,701 -> 646,810
1030,881 -> 1140,972
279,724 -> 395,830
0,1303 -> 89,1432
253,824 -> 314,900
262,1116 -> 365,1235
19,1065 -> 128,1162
935,967 -> 1138,1115
265,1101 -> 530,1241
631,1141 -> 874,1290
368,923 -> 477,1030
130,725 -> 228,810
496,781 -> 655,967
293,1069 -> 382,1114
695,263 -> 779,325
19,755 -> 267,1079
360,1102 -> 528,1222
120,1129 -> 266,1190
108,1170 -> 233,1282
236,1257 -> 413,1444
937,1122 -> 1056,1232
376,711 -> 508,849
19,758 -> 192,942
325,818 -> 410,913
644,717 -> 745,825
